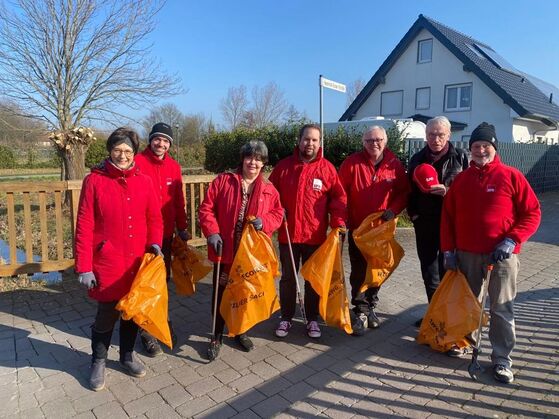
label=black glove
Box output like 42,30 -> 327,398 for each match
207,234 -> 223,253
150,244 -> 164,258
491,238 -> 516,262
178,230 -> 190,241
381,209 -> 395,221
443,251 -> 457,271
250,217 -> 263,231
78,272 -> 97,289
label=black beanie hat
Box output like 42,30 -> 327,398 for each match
149,122 -> 173,143
469,122 -> 497,150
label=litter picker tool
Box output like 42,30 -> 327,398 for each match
211,242 -> 223,339
468,263 -> 494,381
283,214 -> 308,325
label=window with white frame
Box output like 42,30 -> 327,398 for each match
417,39 -> 433,63
445,83 -> 472,111
415,87 -> 430,110
380,90 -> 403,116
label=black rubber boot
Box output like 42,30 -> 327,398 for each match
90,329 -> 112,391
235,334 -> 254,352
119,319 -> 146,377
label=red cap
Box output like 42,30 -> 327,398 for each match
413,163 -> 439,193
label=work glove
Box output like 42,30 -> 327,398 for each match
78,272 -> 97,289
338,226 -> 347,242
443,251 -> 457,271
207,233 -> 223,254
491,238 -> 516,262
178,230 -> 190,241
250,217 -> 263,231
150,244 -> 164,258
381,209 -> 395,221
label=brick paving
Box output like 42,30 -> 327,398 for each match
1,192 -> 558,418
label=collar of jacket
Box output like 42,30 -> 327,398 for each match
359,148 -> 397,167
142,147 -> 167,165
93,159 -> 138,179
470,153 -> 501,171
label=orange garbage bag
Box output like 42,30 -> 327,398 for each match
353,212 -> 404,292
171,236 -> 212,296
220,224 -> 280,336
416,269 -> 487,352
300,228 -> 353,334
116,253 -> 172,348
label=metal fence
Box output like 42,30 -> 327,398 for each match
407,140 -> 559,193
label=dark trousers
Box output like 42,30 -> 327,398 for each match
210,263 -> 230,340
348,232 -> 379,315
91,301 -> 138,361
162,236 -> 173,281
413,216 -> 445,302
278,243 -> 320,322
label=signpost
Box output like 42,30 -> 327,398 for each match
319,75 -> 346,156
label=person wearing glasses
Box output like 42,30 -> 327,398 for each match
75,127 -> 163,391
407,116 -> 469,335
135,122 -> 189,356
339,126 -> 410,336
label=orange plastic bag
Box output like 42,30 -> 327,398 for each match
220,224 -> 280,336
116,253 -> 172,348
353,212 -> 404,292
416,269 -> 486,352
301,228 -> 353,334
171,236 -> 212,296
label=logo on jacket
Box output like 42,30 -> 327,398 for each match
166,177 -> 172,186
312,178 -> 323,191
487,184 -> 496,193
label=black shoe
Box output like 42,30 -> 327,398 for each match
119,352 -> 146,378
141,334 -> 163,357
207,339 -> 221,361
235,334 -> 254,352
414,318 -> 423,328
367,310 -> 380,329
89,359 -> 106,391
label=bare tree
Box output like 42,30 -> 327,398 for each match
346,78 -> 367,107
142,103 -> 185,138
248,82 -> 288,129
0,0 -> 182,180
220,85 -> 248,130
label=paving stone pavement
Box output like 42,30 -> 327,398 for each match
1,192 -> 558,418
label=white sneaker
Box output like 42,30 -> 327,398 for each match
275,320 -> 292,338
307,321 -> 321,338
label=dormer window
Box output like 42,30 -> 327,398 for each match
417,39 -> 433,63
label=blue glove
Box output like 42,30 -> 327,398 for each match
207,234 -> 223,253
491,238 -> 516,262
250,217 -> 263,231
443,251 -> 457,271
381,209 -> 395,221
150,244 -> 164,258
78,272 -> 97,289
178,230 -> 190,241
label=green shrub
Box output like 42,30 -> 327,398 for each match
0,144 -> 16,169
85,139 -> 108,168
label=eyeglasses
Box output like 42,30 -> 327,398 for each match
111,149 -> 134,157
364,138 -> 384,144
427,133 -> 449,140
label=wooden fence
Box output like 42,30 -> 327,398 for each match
0,175 -> 216,277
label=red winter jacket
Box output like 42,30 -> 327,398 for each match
199,172 -> 283,264
268,149 -> 347,245
441,155 -> 541,254
74,160 -> 163,302
339,149 -> 410,229
135,148 -> 187,239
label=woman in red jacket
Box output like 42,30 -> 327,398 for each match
199,140 -> 283,361
75,128 -> 163,391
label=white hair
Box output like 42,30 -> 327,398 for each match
363,125 -> 387,140
426,116 -> 451,131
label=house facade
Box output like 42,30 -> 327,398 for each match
341,15 -> 559,144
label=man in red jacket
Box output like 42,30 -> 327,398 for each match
441,122 -> 541,384
135,122 -> 189,356
339,126 -> 410,336
269,123 -> 347,339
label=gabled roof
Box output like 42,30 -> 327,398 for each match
341,15 -> 559,127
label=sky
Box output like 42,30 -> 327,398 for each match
141,0 -> 559,128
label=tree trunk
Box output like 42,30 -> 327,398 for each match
62,144 -> 88,180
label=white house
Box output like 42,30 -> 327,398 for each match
340,15 -> 559,144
